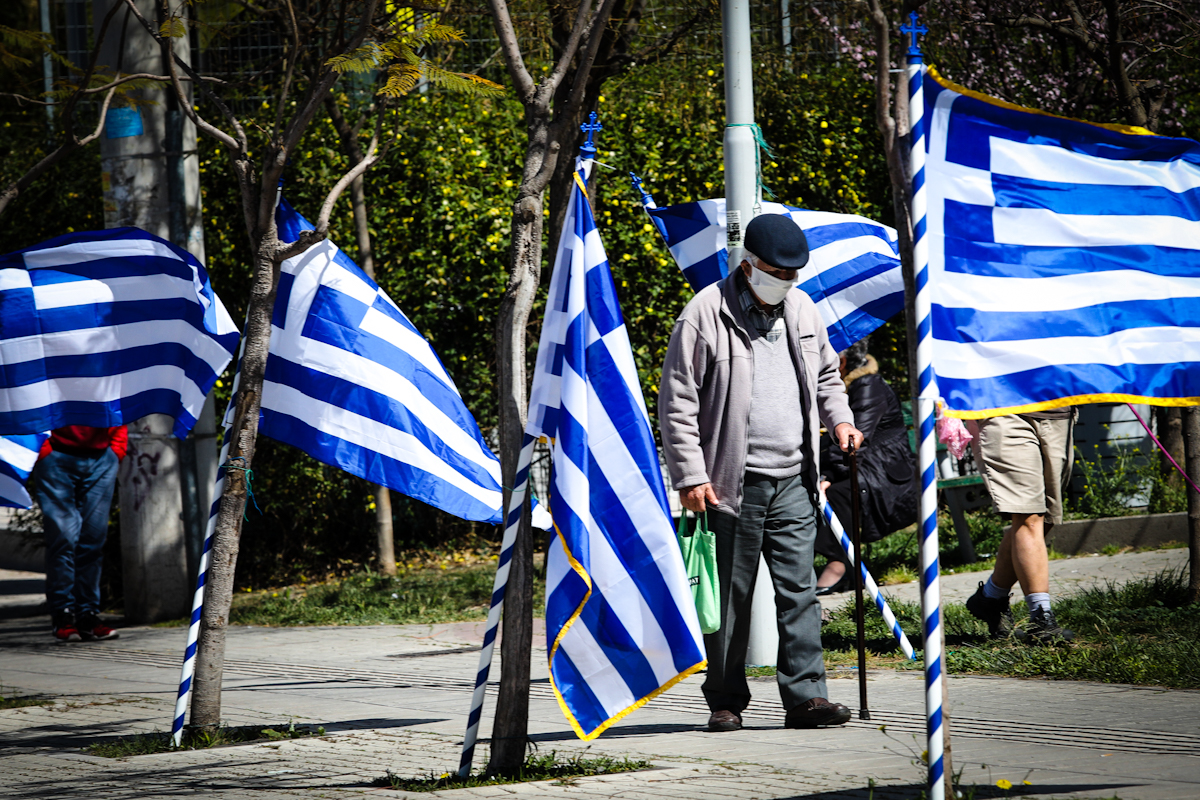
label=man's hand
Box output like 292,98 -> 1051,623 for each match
679,483 -> 718,513
835,422 -> 864,453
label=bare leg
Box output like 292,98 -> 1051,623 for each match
816,560 -> 846,588
990,513 -> 1049,595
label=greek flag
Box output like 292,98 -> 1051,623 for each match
924,69 -> 1200,417
253,199 -> 503,523
530,163 -> 706,740
647,199 -> 902,352
0,229 -> 240,438
0,433 -> 48,509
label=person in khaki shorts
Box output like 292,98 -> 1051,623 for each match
965,409 -> 1076,644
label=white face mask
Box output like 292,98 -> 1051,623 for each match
746,264 -> 795,305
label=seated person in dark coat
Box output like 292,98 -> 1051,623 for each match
815,339 -> 918,594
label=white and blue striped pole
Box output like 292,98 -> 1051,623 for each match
902,12 -> 946,800
171,435 -> 230,746
819,496 -> 916,660
458,433 -> 535,777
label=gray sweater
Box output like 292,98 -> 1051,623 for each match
659,275 -> 855,517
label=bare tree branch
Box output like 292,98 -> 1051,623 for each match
541,0 -> 598,110
272,0 -> 303,140
124,0 -> 247,152
485,0 -> 536,100
312,104 -> 389,236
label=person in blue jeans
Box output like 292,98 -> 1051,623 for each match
33,425 -> 127,642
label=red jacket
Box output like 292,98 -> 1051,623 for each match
39,426 -> 128,461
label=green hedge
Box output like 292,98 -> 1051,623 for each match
2,57 -> 902,587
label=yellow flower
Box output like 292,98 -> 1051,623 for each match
996,779 -> 1013,790
707,69 -> 715,77
642,223 -> 654,233
598,95 -> 606,103
820,121 -> 828,129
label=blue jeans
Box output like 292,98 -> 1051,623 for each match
33,450 -> 119,617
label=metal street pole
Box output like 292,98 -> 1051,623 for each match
722,0 -> 777,667
722,0 -> 759,262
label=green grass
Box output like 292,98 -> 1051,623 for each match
810,569 -> 1200,688
88,722 -> 326,757
155,563 -> 546,628
0,692 -> 52,710
373,750 -> 654,791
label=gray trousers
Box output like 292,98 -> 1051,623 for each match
702,472 -> 827,714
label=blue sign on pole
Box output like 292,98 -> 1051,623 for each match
105,107 -> 144,139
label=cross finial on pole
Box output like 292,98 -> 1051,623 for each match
580,112 -> 602,160
899,11 -> 928,58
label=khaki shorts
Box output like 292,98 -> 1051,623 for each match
974,414 -> 1073,527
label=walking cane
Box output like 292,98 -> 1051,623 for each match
847,440 -> 870,720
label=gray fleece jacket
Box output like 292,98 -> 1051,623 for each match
658,273 -> 854,517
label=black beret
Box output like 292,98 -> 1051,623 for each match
744,213 -> 810,269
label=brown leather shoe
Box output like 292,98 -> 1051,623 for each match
784,698 -> 851,729
707,710 -> 742,732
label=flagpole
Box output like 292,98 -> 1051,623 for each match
458,434 -> 534,777
819,496 -> 916,660
171,436 -> 229,747
630,173 -> 669,242
902,11 -> 947,800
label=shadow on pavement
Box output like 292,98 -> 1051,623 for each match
0,578 -> 45,596
5,756 -> 383,800
777,782 -> 1142,799
529,722 -> 703,741
320,717 -> 449,732
5,717 -> 446,754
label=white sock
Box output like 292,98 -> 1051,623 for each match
982,577 -> 1009,600
1025,592 -> 1051,614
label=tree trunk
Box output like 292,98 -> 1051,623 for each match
1183,406 -> 1200,604
1156,408 -> 1185,490
486,187 -> 545,775
190,231 -> 281,729
348,169 -> 397,576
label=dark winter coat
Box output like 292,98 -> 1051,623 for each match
821,357 -> 918,543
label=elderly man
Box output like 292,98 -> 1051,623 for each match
660,213 -> 863,732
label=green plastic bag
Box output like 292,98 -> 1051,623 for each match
677,512 -> 720,635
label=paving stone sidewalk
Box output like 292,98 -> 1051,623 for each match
0,548 -> 1195,800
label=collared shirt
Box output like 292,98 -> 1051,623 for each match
736,271 -> 786,343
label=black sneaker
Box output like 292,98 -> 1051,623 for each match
76,614 -> 119,641
51,610 -> 81,643
1016,607 -> 1074,645
965,582 -> 1014,638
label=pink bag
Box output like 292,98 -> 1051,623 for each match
936,412 -> 973,461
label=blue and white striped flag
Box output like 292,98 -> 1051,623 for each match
251,199 -> 503,523
0,433 -> 48,508
647,199 -> 902,352
0,228 -> 240,438
924,70 -> 1200,417
530,163 -> 706,740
